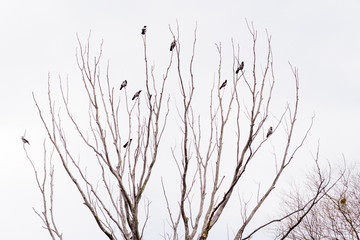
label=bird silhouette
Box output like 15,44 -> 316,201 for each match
21,136 -> 30,145
132,90 -> 142,100
120,80 -> 127,90
141,26 -> 147,35
123,139 -> 132,148
236,61 -> 244,74
266,126 -> 273,138
219,80 -> 227,90
170,40 -> 176,51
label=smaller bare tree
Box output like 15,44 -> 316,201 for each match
274,151 -> 353,240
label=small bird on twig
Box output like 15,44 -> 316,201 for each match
141,26 -> 147,35
219,80 -> 227,90
21,136 -> 30,145
120,80 -> 127,90
170,40 -> 176,51
266,126 -> 273,138
132,90 -> 142,100
123,139 -> 132,148
236,61 -> 244,74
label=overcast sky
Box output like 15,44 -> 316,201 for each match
1,0 -> 360,239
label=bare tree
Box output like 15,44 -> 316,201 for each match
160,22 -> 320,240
24,23 -> 324,240
26,31 -> 171,240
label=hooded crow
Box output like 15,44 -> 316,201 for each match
236,61 -> 244,74
266,126 -> 273,138
219,80 -> 227,90
141,26 -> 147,35
170,40 -> 176,51
21,136 -> 30,145
120,80 -> 127,90
123,139 -> 132,148
132,90 -> 142,100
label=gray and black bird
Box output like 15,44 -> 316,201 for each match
21,136 -> 30,145
141,26 -> 147,35
120,80 -> 127,90
123,139 -> 132,148
132,90 -> 142,100
219,80 -> 227,90
236,61 -> 244,74
266,126 -> 273,138
170,40 -> 176,51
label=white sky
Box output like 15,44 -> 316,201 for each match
1,0 -> 360,239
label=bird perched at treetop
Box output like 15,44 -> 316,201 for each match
141,26 -> 147,35
266,127 -> 273,138
219,80 -> 227,90
170,40 -> 176,51
120,80 -> 127,90
132,90 -> 142,100
236,61 -> 244,74
21,136 -> 30,145
123,139 -> 132,148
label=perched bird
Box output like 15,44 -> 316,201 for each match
266,126 -> 273,138
219,80 -> 227,90
236,61 -> 244,74
21,136 -> 30,145
132,90 -> 142,100
123,139 -> 132,148
170,40 -> 176,51
120,80 -> 127,90
141,26 -> 147,35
